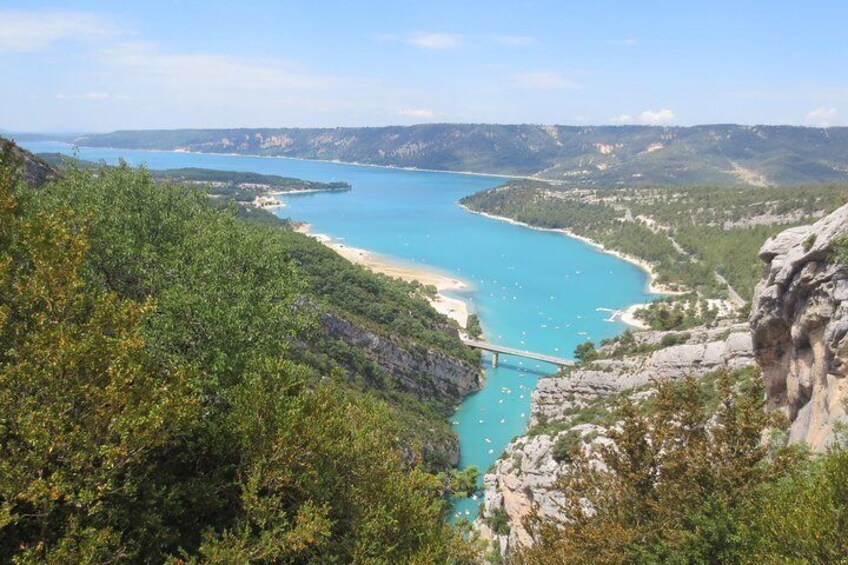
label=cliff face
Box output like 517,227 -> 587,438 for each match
321,312 -> 483,404
476,324 -> 754,553
320,312 -> 483,467
750,203 -> 848,448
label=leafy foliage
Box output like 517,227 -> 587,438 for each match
466,314 -> 483,339
515,369 -> 848,564
573,341 -> 597,364
0,152 -> 475,562
635,295 -> 718,331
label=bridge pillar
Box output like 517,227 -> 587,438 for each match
492,352 -> 499,368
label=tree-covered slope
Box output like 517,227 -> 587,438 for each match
0,143 -> 479,562
71,124 -> 848,185
461,180 -> 847,300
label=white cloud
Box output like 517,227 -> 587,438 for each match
610,108 -> 676,125
0,10 -> 120,53
396,108 -> 436,119
99,42 -> 343,92
404,32 -> 461,50
805,107 -> 840,127
512,71 -> 576,90
494,35 -> 536,47
639,108 -> 675,124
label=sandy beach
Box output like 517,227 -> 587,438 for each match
619,304 -> 650,329
294,224 -> 471,328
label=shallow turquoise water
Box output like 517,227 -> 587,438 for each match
22,141 -> 654,519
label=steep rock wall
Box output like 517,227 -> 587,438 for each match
321,312 -> 483,404
750,203 -> 848,448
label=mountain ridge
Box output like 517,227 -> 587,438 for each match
69,123 -> 848,186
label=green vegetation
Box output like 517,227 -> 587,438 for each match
484,508 -> 511,537
462,180 -> 847,300
597,329 -> 664,359
573,341 -> 598,364
634,294 -> 718,330
803,233 -> 817,251
438,467 -> 480,499
466,313 -> 483,339
660,331 -> 691,347
517,368 -> 848,564
153,167 -> 350,190
38,153 -> 351,203
833,236 -> 848,264
550,431 -> 583,464
0,148 -> 476,562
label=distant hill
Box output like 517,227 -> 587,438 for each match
37,154 -> 351,197
73,124 -> 848,186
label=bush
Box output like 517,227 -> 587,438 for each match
574,341 -> 597,363
485,508 -> 511,536
518,370 -> 806,564
466,313 -> 483,339
0,153 -> 474,563
551,431 -> 582,464
660,332 -> 691,347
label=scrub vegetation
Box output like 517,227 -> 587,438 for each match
0,146 -> 477,562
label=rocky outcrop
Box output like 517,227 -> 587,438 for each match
1,138 -> 59,188
476,325 -> 754,554
321,312 -> 483,404
532,325 -> 753,423
750,203 -> 848,449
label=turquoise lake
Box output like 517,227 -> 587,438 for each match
21,141 -> 655,519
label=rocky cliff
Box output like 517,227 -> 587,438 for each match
320,312 -> 483,467
321,312 -> 484,405
476,324 -> 754,554
1,137 -> 59,188
750,203 -> 848,449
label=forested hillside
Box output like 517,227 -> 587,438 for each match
461,180 -> 847,301
0,143 -> 479,562
71,124 -> 848,186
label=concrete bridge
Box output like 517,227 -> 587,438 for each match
462,339 -> 575,370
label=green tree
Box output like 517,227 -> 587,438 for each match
517,371 -> 789,564
573,341 -> 597,364
0,145 -> 196,561
466,314 -> 483,339
0,152 -> 475,562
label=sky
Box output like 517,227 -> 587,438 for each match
0,0 -> 846,132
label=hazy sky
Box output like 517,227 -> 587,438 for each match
1,0 -> 846,132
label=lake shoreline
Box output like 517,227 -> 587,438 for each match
293,224 -> 472,329
458,205 -> 685,329
70,143 -> 533,181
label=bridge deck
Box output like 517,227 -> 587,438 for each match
462,339 -> 574,367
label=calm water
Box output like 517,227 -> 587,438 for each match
22,141 -> 655,519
